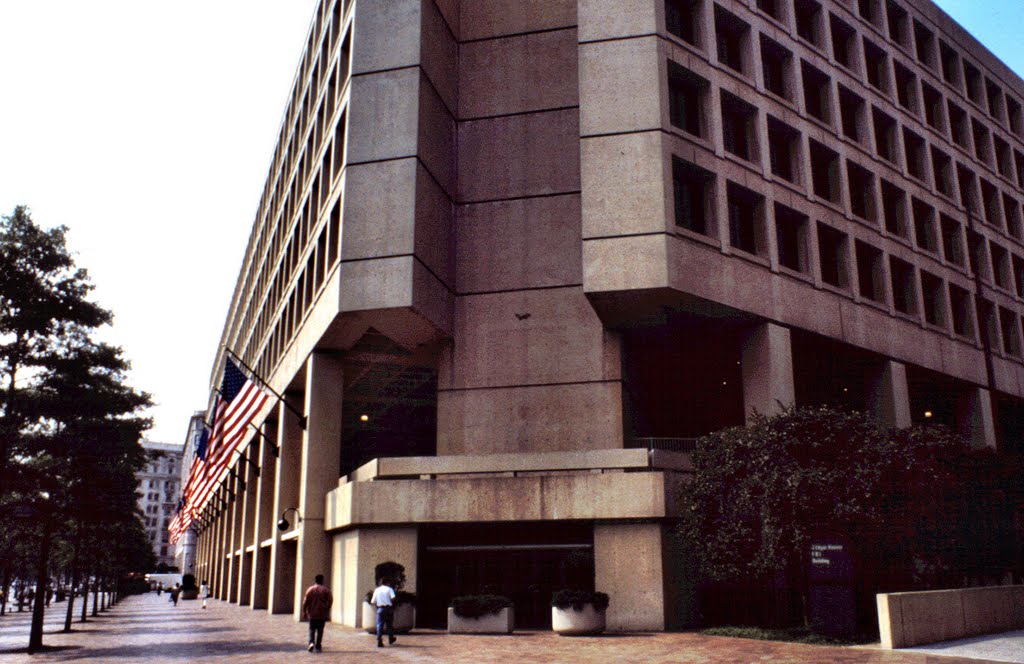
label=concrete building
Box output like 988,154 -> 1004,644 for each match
173,412 -> 206,576
137,441 -> 183,570
193,0 -> 1024,630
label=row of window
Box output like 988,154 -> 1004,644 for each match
670,69 -> 1024,257
673,154 -> 1024,356
666,0 -> 1024,203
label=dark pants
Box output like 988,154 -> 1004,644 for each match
376,606 -> 394,642
308,619 -> 325,649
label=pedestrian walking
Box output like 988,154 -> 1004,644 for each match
157,583 -> 162,597
170,584 -> 181,606
301,574 -> 332,653
370,578 -> 397,648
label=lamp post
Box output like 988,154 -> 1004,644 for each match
277,507 -> 302,532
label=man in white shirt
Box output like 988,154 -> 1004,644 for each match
370,580 -> 397,647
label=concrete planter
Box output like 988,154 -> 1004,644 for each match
180,589 -> 200,600
361,601 -> 415,633
447,606 -> 514,634
552,604 -> 606,635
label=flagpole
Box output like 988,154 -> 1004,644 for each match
247,421 -> 280,457
222,346 -> 307,429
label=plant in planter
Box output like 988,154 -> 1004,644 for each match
448,595 -> 514,634
179,574 -> 200,601
362,561 -> 415,633
551,590 -> 609,635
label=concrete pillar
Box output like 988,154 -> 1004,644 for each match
741,322 -> 795,421
237,446 -> 259,605
293,353 -> 344,620
269,396 -> 303,614
251,421 -> 277,610
213,490 -> 226,599
867,360 -> 912,428
595,523 -> 665,631
958,386 -> 997,450
226,472 -> 243,603
330,527 -> 418,627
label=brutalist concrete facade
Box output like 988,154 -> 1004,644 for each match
193,0 -> 1024,632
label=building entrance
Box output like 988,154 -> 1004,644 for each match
417,523 -> 594,629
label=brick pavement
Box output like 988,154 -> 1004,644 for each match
0,592 -> 1007,663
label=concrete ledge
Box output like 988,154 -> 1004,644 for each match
447,607 -> 514,634
878,585 -> 1024,648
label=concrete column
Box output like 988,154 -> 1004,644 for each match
237,446 -> 259,605
269,396 -> 303,614
741,322 -> 795,421
330,527 -> 418,627
227,469 -> 245,602
595,523 -> 664,631
212,491 -> 225,598
958,386 -> 997,450
251,421 -> 278,610
293,352 -> 344,620
867,360 -> 912,428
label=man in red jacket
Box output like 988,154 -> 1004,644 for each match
301,574 -> 333,653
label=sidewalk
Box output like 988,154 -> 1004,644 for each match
0,592 -> 1011,663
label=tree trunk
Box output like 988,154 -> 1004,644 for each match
91,580 -> 99,616
79,576 -> 89,622
63,569 -> 77,632
1,565 -> 10,617
28,518 -> 53,654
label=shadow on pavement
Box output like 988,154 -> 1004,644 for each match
0,645 -> 83,655
35,640 -> 344,660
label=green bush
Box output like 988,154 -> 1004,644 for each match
450,595 -> 512,619
374,561 -> 406,590
181,574 -> 198,591
551,589 -> 609,612
364,589 -> 417,607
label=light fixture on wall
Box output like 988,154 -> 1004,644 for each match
278,507 -> 303,531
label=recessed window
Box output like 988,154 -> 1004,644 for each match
941,214 -> 964,266
794,0 -> 823,49
931,147 -> 954,198
940,41 -> 960,88
972,118 -> 992,164
890,256 -> 917,315
957,164 -> 977,213
921,82 -> 944,132
964,60 -> 983,106
872,107 -> 898,163
760,35 -> 792,100
863,38 -> 889,93
893,60 -> 917,111
715,5 -> 749,74
774,203 -> 808,272
1014,254 -> 1024,295
1004,194 -> 1022,239
802,61 -> 832,124
912,198 -> 937,253
809,139 -> 840,203
847,160 -> 876,221
949,283 -> 974,338
839,85 -> 865,142
921,271 -> 946,327
1000,306 -> 1021,356
979,299 -> 999,350
721,91 -> 758,161
831,14 -> 857,70
993,135 -> 1013,180
727,182 -> 765,255
948,100 -> 970,149
968,231 -> 988,279
767,116 -> 801,183
817,222 -> 849,288
855,240 -> 885,302
903,128 -> 927,181
980,179 -> 1001,228
666,0 -> 701,46
672,158 -> 716,236
914,20 -> 935,69
886,1 -> 910,48
668,62 -> 708,137
986,79 -> 1005,122
881,179 -> 908,237
992,243 -> 1011,290
858,0 -> 879,26
756,0 -> 782,20
1016,150 -> 1024,189
1007,97 -> 1023,137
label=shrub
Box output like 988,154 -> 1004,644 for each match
374,561 -> 406,591
551,589 -> 609,612
364,589 -> 417,607
450,595 -> 512,619
181,574 -> 198,591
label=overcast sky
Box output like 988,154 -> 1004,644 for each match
0,1 -> 1019,447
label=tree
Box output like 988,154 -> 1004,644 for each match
678,405 -> 966,629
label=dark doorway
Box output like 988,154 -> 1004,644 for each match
418,523 -> 594,629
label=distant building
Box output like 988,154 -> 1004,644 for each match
173,412 -> 206,575
137,440 -> 183,569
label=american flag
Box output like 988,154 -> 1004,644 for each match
169,358 -> 270,539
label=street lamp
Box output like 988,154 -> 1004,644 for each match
277,507 -> 302,532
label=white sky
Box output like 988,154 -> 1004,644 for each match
0,1 -> 1020,448
0,1 -> 317,445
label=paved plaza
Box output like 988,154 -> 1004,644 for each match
0,592 -> 1018,663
